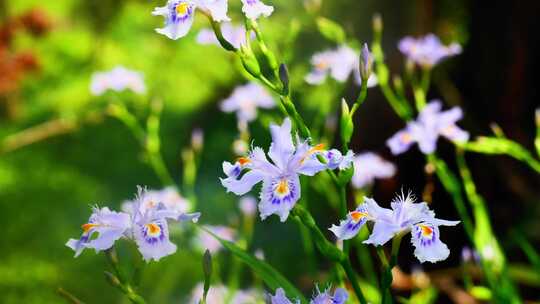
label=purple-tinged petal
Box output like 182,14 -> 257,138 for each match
134,218 -> 176,261
66,207 -> 131,257
386,127 -> 415,155
351,152 -> 396,189
241,0 -> 274,19
259,175 -> 300,222
268,118 -> 295,170
329,204 -> 370,240
221,170 -> 265,195
411,223 -> 450,263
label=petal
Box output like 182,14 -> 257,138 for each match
268,118 -> 295,169
363,220 -> 401,246
411,224 -> 450,263
329,218 -> 365,241
258,175 -> 300,222
363,197 -> 394,220
200,0 -> 230,22
305,70 -> 327,84
270,288 -> 298,304
332,288 -> 349,304
386,128 -> 415,155
196,28 -> 219,45
297,157 -> 326,176
86,228 -> 126,251
440,124 -> 469,143
134,219 -> 177,262
221,170 -> 264,195
154,2 -> 196,40
241,0 -> 274,19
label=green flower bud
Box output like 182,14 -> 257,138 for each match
340,99 -> 354,146
239,45 -> 261,78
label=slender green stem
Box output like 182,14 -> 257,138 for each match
340,259 -> 368,304
350,80 -> 368,116
427,154 -> 475,242
291,205 -> 367,304
104,248 -> 147,304
57,288 -> 85,304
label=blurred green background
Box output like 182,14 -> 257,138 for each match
1,0 -> 539,303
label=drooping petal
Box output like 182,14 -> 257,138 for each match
199,0 -> 230,22
66,207 -> 131,257
221,170 -> 265,195
259,174 -> 301,222
329,204 -> 370,240
411,223 -> 451,263
386,127 -> 415,155
241,0 -> 274,20
153,1 -> 196,40
134,218 -> 177,261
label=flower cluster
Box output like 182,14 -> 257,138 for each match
153,0 -> 273,40
220,82 -> 275,123
90,66 -> 146,96
66,187 -> 200,262
330,192 -> 459,263
269,287 -> 348,304
398,34 -> 461,68
306,44 -> 377,87
386,100 -> 469,155
221,118 -> 350,222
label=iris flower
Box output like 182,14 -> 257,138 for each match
67,187 -> 200,262
306,45 -> 378,87
398,34 -> 461,68
221,118 -> 328,221
331,192 -> 460,263
153,0 -> 230,40
90,66 -> 146,96
220,82 -> 275,123
387,100 -> 469,155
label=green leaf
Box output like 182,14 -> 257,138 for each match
461,137 -> 540,173
200,227 -> 307,303
316,17 -> 346,43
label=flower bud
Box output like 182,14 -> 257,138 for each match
191,128 -> 204,152
359,43 -> 373,82
239,45 -> 261,78
340,99 -> 354,146
279,63 -> 289,95
373,13 -> 383,35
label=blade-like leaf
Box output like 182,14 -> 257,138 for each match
200,227 -> 307,303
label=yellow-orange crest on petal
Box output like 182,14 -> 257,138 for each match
350,211 -> 368,223
419,224 -> 433,236
275,179 -> 289,196
146,223 -> 161,236
175,3 -> 189,16
237,157 -> 251,166
82,223 -> 98,233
